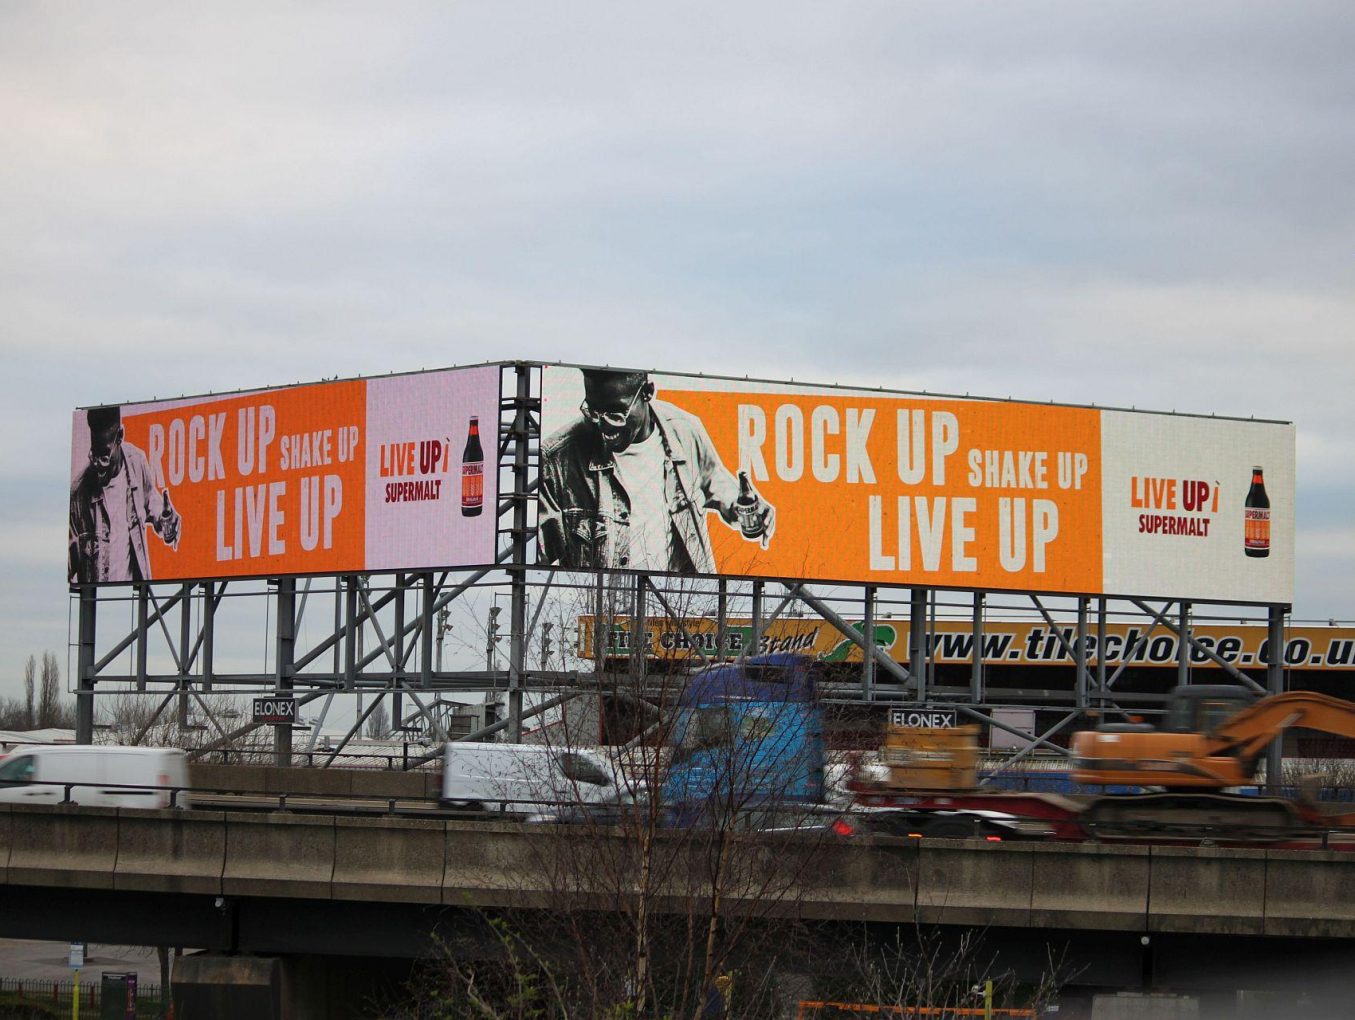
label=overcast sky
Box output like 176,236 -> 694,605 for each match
2,2 -> 1351,701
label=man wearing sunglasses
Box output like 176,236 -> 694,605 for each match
539,368 -> 773,573
69,405 -> 182,584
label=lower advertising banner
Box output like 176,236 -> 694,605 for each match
69,365 -> 500,584
576,616 -> 1355,672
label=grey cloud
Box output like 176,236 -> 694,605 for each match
2,1 -> 1353,690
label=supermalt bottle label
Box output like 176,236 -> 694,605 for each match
1244,507 -> 1270,551
462,463 -> 483,510
461,415 -> 484,517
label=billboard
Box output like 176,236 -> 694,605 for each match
540,366 -> 1294,603
577,617 -> 1355,672
69,366 -> 499,584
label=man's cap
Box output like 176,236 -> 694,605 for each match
87,405 -> 122,434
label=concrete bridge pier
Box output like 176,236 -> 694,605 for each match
173,952 -> 414,1020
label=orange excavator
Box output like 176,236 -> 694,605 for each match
854,686 -> 1355,843
1071,685 -> 1355,789
1067,685 -> 1355,840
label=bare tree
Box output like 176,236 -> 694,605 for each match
38,652 -> 63,728
366,698 -> 391,740
393,572 -> 850,1018
0,696 -> 31,730
824,924 -> 1066,1019
100,690 -> 266,755
23,655 -> 36,729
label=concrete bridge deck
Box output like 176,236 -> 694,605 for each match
2,802 -> 1353,940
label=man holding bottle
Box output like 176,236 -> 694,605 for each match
69,405 -> 182,584
539,369 -> 773,573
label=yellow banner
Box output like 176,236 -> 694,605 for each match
576,616 -> 1355,671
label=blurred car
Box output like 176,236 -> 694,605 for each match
850,806 -> 1053,841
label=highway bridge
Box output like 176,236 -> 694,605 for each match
5,800 -> 1355,938
5,770 -> 1355,1017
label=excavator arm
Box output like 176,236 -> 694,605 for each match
1204,691 -> 1355,770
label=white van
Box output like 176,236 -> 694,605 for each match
0,745 -> 191,809
440,742 -> 635,813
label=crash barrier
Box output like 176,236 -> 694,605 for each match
191,762 -> 440,801
195,747 -> 442,771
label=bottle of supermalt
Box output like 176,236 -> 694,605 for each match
1244,465 -> 1269,558
736,471 -> 760,538
461,416 -> 484,517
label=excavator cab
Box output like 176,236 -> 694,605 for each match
1160,686 -> 1257,735
1071,684 -> 1261,789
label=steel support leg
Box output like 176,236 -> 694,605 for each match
135,584 -> 148,691
631,574 -> 647,682
862,585 -> 876,701
420,572 -> 435,688
971,592 -> 985,704
393,573 -> 406,729
76,587 -> 96,744
343,576 -> 358,689
1266,604 -> 1286,792
275,578 -> 296,767
177,582 -> 192,729
910,588 -> 927,702
716,579 -> 728,661
751,580 -> 764,658
1177,600 -> 1191,689
1096,598 -> 1107,709
202,581 -> 215,691
1076,597 -> 1089,710
507,363 -> 532,742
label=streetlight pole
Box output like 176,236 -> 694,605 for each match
487,605 -> 501,673
435,607 -> 451,673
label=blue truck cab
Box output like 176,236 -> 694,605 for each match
662,653 -> 825,815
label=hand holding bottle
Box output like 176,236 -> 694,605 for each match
159,489 -> 181,548
735,471 -> 775,549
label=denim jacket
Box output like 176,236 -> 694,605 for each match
539,401 -> 740,573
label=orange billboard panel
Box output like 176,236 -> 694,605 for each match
673,389 -> 1103,592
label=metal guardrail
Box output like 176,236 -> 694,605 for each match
195,747 -> 441,770
11,776 -> 1355,847
0,776 -> 614,817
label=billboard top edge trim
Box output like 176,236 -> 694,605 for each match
76,357 -> 1294,428
75,359 -> 519,412
541,360 -> 1294,428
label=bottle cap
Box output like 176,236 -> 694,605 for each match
1252,465 -> 1263,472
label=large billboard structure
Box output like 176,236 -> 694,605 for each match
67,361 -> 1303,769
539,367 -> 1294,604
